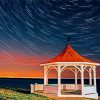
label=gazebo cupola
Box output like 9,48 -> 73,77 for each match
40,41 -> 100,99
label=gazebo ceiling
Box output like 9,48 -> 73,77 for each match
47,44 -> 94,63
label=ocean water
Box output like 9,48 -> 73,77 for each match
0,78 -> 99,95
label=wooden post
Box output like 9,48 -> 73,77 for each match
81,65 -> 84,95
93,66 -> 97,89
44,66 -> 48,85
58,66 -> 61,96
75,69 -> 78,90
30,84 -> 35,93
89,68 -> 92,85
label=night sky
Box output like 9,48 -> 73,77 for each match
0,0 -> 100,78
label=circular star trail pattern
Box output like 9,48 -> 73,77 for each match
0,0 -> 100,62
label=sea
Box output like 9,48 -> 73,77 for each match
0,78 -> 100,95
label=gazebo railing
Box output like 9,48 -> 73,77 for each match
61,84 -> 81,90
31,83 -> 98,98
83,85 -> 98,99
44,85 -> 58,94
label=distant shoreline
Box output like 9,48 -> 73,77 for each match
0,77 -> 100,79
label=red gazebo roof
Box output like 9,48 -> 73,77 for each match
47,44 -> 94,63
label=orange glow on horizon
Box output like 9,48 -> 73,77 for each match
0,52 -> 100,78
0,52 -> 48,78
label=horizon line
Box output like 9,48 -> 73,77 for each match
0,77 -> 100,79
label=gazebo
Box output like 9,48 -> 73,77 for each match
40,43 -> 100,99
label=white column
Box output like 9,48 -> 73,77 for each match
89,68 -> 92,85
75,69 -> 78,90
44,66 -> 48,85
93,66 -> 97,89
58,66 -> 61,96
81,65 -> 84,95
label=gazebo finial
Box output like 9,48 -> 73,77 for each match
67,36 -> 71,44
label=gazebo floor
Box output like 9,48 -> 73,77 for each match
35,90 -> 81,95
34,91 -> 85,100
61,90 -> 81,95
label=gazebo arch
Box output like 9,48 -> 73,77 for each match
40,43 -> 100,99
84,66 -> 94,85
61,67 -> 76,74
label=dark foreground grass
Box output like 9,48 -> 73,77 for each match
0,87 -> 53,100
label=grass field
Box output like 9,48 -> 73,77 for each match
0,87 -> 53,100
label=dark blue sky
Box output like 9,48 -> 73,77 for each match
0,0 -> 100,62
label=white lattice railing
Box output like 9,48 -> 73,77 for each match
44,85 -> 58,94
83,85 -> 98,99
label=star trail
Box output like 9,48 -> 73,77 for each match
0,0 -> 100,77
